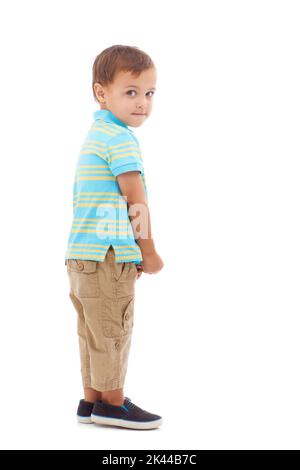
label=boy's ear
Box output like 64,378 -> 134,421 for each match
94,83 -> 105,101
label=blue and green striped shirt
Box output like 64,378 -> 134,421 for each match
65,109 -> 148,264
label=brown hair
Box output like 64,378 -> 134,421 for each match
92,45 -> 155,103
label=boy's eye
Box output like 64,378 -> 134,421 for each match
126,90 -> 155,97
126,90 -> 136,96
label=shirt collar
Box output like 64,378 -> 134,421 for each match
93,109 -> 132,131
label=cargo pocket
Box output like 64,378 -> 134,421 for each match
102,296 -> 134,338
66,259 -> 100,298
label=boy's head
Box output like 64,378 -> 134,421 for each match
92,45 -> 157,128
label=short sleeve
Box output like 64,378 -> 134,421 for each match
105,132 -> 144,177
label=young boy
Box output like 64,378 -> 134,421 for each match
64,45 -> 164,430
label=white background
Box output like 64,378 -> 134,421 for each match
0,0 -> 299,450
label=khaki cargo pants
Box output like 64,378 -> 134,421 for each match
65,245 -> 138,392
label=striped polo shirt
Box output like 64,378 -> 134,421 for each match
65,109 -> 148,264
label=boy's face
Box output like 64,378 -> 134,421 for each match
94,68 -> 157,128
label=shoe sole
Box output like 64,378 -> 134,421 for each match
77,415 -> 93,424
91,414 -> 162,430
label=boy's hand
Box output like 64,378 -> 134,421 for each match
141,251 -> 164,274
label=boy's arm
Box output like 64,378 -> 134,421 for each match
116,171 -> 156,256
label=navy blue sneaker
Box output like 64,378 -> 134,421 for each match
91,397 -> 163,429
77,399 -> 98,424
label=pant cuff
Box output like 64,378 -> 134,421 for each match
90,378 -> 125,392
